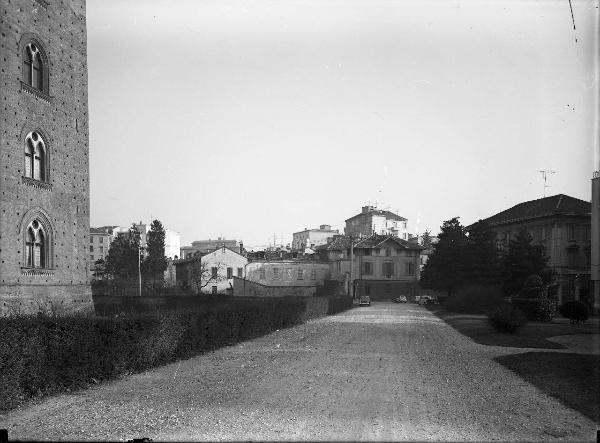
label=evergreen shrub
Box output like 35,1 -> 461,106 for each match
559,300 -> 589,324
512,298 -> 556,322
443,284 -> 505,314
487,304 -> 527,333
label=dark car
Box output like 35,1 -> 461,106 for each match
359,296 -> 371,306
394,296 -> 408,303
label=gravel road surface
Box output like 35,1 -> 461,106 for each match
1,303 -> 597,441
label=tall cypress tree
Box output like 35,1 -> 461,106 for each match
143,219 -> 167,286
420,217 -> 467,297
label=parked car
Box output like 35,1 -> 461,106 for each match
359,296 -> 371,306
393,296 -> 407,303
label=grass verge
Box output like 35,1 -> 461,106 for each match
426,305 -> 599,349
495,352 -> 600,423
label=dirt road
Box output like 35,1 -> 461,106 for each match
1,303 -> 597,441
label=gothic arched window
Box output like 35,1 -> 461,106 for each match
25,220 -> 46,268
24,131 -> 47,182
23,42 -> 47,92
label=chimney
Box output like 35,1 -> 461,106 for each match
362,206 -> 374,214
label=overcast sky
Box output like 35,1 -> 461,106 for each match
86,0 -> 598,248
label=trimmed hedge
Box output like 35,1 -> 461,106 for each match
512,298 -> 556,322
0,298 -> 307,411
327,296 -> 353,315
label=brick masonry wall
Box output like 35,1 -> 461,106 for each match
0,0 -> 92,315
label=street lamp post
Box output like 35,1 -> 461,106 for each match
138,244 -> 145,297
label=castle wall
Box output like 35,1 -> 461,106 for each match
0,0 -> 92,315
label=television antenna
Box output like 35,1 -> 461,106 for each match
537,169 -> 556,197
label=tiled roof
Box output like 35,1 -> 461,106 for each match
317,234 -> 421,251
317,235 -> 354,251
354,234 -> 422,250
345,209 -> 407,223
90,227 -> 112,234
482,194 -> 591,226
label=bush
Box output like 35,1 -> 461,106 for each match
512,298 -> 557,322
488,304 -> 527,333
519,274 -> 544,299
443,285 -> 505,314
559,300 -> 589,324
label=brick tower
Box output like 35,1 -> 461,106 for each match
0,0 -> 93,315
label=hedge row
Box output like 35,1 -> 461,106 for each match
0,298 -> 309,411
512,298 -> 557,322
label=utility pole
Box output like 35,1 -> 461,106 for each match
349,234 -> 355,299
538,169 -> 556,197
138,244 -> 142,297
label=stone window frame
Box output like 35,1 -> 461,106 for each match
20,207 -> 55,271
20,125 -> 52,190
19,34 -> 51,102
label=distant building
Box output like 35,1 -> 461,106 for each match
233,258 -> 333,298
180,237 -> 240,259
318,234 -> 421,299
480,194 -> 591,305
292,224 -> 339,251
175,246 -> 247,295
345,206 -> 408,239
89,227 -> 115,277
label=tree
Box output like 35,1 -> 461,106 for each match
501,228 -> 551,296
105,225 -> 141,280
420,229 -> 433,250
420,217 -> 467,297
92,258 -> 106,280
143,219 -> 167,287
462,220 -> 501,286
189,255 -> 225,293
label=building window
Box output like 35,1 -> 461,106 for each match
403,222 -> 407,229
363,262 -> 373,275
567,225 -> 576,241
211,267 -> 218,278
273,268 -> 279,279
297,269 -> 304,280
259,269 -> 266,280
383,261 -> 393,278
567,249 -> 577,267
385,248 -> 391,257
90,237 -> 93,244
25,220 -> 47,268
364,249 -> 371,256
23,42 -> 46,92
227,267 -> 233,279
99,237 -> 104,244
311,269 -> 317,280
99,246 -> 104,253
89,245 -> 93,252
406,261 -> 414,276
212,286 -> 217,294
237,267 -> 243,278
24,131 -> 48,182
90,254 -> 94,261
374,248 -> 380,255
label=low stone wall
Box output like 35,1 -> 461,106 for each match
232,277 -> 319,298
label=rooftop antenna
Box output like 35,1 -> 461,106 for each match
538,169 -> 556,197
